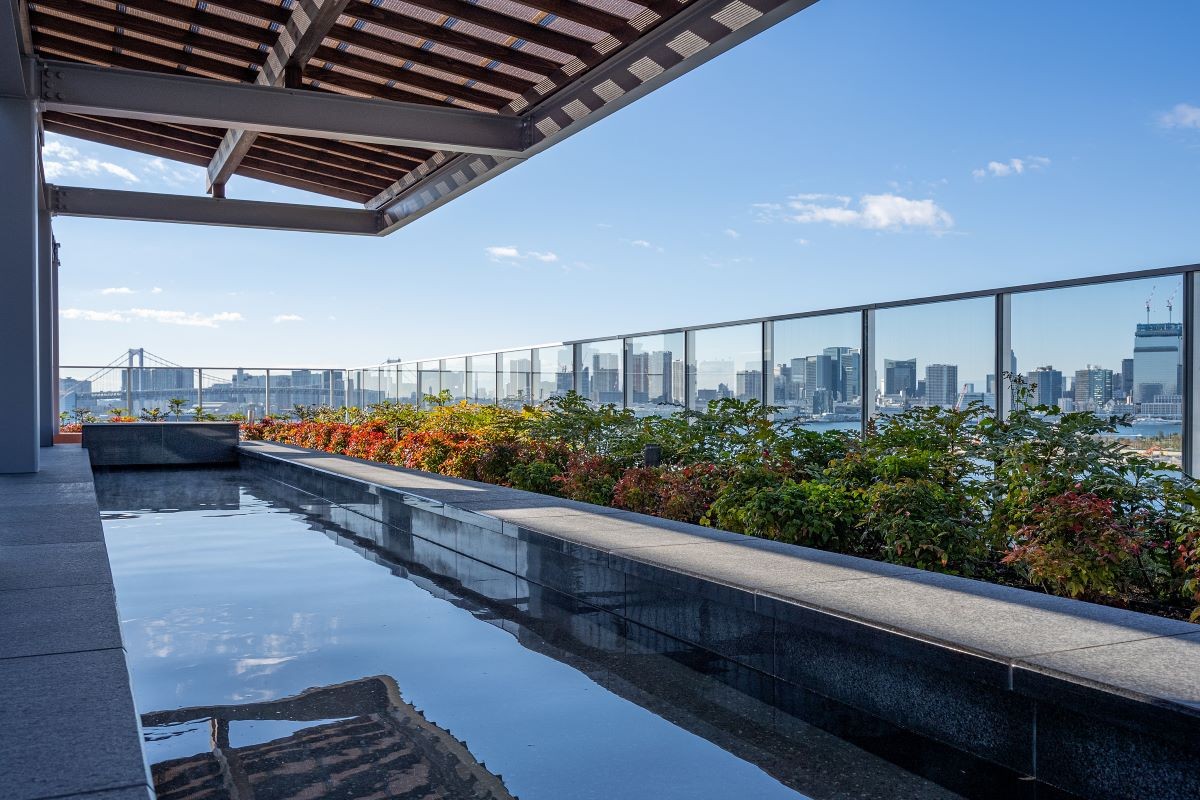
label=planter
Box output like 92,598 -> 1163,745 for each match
53,432 -> 82,444
82,422 -> 240,466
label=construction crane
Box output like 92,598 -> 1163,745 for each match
1145,285 -> 1155,324
954,383 -> 970,411
1166,290 -> 1176,323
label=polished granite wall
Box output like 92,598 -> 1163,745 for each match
83,423 -> 239,467
241,448 -> 1200,800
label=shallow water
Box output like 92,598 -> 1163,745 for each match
96,467 -> 962,800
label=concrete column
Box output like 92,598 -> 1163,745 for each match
0,97 -> 40,473
38,208 -> 54,447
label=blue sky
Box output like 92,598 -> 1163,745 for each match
49,0 -> 1200,370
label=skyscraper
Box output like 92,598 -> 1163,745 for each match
1025,366 -> 1064,406
1132,323 -> 1183,404
925,364 -> 958,407
884,358 -> 917,396
1073,367 -> 1114,407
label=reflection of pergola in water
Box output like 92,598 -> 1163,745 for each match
143,675 -> 517,800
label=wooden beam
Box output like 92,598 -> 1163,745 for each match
30,15 -> 258,82
345,2 -> 563,76
328,22 -> 535,95
113,0 -> 279,46
32,0 -> 270,65
513,0 -> 631,35
206,0 -> 353,193
383,0 -> 598,61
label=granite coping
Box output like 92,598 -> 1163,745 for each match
241,440 -> 1200,731
0,445 -> 153,800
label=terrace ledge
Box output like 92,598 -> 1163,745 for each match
239,440 -> 1200,728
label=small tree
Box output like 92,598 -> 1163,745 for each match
167,397 -> 188,420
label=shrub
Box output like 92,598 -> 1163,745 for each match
705,468 -> 861,551
556,453 -> 623,506
863,478 -> 989,575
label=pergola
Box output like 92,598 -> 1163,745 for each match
0,0 -> 816,471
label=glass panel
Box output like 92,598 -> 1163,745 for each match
874,298 -> 995,416
200,369 -> 266,420
689,324 -> 763,410
627,333 -> 684,415
501,350 -> 532,408
533,345 -> 573,403
443,357 -> 467,403
1012,276 -> 1183,468
773,313 -> 863,429
418,360 -> 441,402
58,366 -> 142,423
578,339 -> 623,406
269,369 -> 337,417
466,354 -> 497,404
398,365 -> 419,406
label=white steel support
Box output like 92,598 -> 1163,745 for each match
38,60 -> 526,156
762,320 -> 773,406
0,96 -> 39,472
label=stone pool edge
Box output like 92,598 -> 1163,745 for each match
240,440 -> 1200,800
0,444 -> 154,800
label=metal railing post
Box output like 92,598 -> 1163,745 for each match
124,366 -> 133,415
860,309 -> 876,433
265,368 -> 271,416
762,320 -> 773,406
994,293 -> 1012,420
196,368 -> 203,416
1184,270 -> 1197,476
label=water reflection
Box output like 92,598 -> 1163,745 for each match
97,469 -> 959,800
146,675 -> 517,800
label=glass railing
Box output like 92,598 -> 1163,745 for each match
346,264 -> 1198,473
58,366 -> 350,424
56,264 -> 1199,472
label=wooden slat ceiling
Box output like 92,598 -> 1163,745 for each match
28,0 -> 670,204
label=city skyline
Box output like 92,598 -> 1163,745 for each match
45,0 -> 1200,368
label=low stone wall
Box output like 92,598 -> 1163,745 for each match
83,422 -> 239,466
240,441 -> 1200,800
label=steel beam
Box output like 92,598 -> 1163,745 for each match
207,0 -> 354,193
36,60 -> 527,156
48,186 -> 383,236
37,205 -> 54,446
2,0 -> 30,97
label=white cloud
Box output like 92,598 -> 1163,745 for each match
971,156 -> 1050,179
723,228 -> 740,239
485,245 -> 559,263
626,238 -> 665,252
143,157 -> 204,187
273,314 -> 304,323
1159,103 -> 1200,130
60,308 -> 243,328
42,137 -> 139,183
60,308 -> 126,322
101,287 -> 134,295
151,287 -> 163,294
758,192 -> 953,231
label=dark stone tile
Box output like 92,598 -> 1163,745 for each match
0,584 -> 123,659
1013,632 -> 1200,740
517,537 -> 626,614
0,503 -> 105,546
0,481 -> 96,503
82,424 -> 161,466
161,423 -> 238,464
0,542 -> 113,590
758,569 -> 1196,662
1033,700 -> 1200,800
773,614 -> 1035,773
0,649 -> 149,800
458,524 -> 517,572
455,553 -> 525,605
624,572 -> 774,672
409,506 -> 461,550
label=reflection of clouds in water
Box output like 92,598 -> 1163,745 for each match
132,607 -> 340,675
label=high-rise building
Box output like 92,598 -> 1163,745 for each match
1132,323 -> 1183,404
1118,358 -> 1134,400
1025,366 -> 1064,406
805,354 -> 837,398
736,369 -> 763,401
591,353 -> 621,404
883,358 -> 917,396
1073,367 -> 1114,407
925,364 -> 958,407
